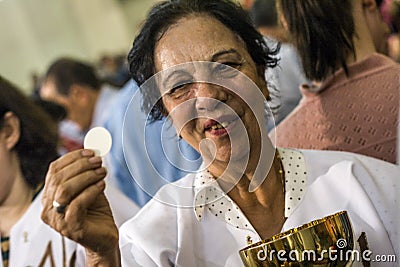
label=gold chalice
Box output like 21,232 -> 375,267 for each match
239,211 -> 354,266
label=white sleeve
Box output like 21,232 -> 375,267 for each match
119,214 -> 178,267
352,155 -> 400,258
118,186 -> 181,267
105,182 -> 140,227
120,236 -> 157,267
75,244 -> 86,267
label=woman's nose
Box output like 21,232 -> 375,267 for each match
195,83 -> 228,112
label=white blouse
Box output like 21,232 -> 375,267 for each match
120,148 -> 399,266
1,183 -> 138,267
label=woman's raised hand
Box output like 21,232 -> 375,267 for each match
41,149 -> 120,265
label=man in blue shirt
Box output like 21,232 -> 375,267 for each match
104,80 -> 201,206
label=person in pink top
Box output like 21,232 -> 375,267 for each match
271,0 -> 399,164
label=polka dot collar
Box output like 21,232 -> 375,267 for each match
193,148 -> 307,228
279,148 -> 307,217
193,171 -> 252,230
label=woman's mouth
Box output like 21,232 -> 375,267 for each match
204,117 -> 238,136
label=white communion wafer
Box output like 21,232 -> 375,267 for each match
84,127 -> 112,157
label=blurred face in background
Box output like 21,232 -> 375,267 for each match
40,78 -> 93,131
239,0 -> 254,10
364,0 -> 391,54
40,78 -> 72,118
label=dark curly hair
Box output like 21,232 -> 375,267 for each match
128,0 -> 279,122
0,76 -> 59,188
277,0 -> 355,81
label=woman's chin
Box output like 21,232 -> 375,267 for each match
214,148 -> 250,167
199,140 -> 251,169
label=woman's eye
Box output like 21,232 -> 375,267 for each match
214,62 -> 241,77
168,82 -> 191,98
171,83 -> 185,92
216,64 -> 229,71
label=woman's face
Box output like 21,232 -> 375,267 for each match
154,15 -> 269,168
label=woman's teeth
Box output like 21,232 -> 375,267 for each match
210,121 -> 230,130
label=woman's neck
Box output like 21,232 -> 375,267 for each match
0,170 -> 34,237
228,151 -> 284,207
227,152 -> 286,239
209,128 -> 276,191
206,134 -> 285,238
216,140 -> 283,206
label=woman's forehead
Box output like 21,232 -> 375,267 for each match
154,15 -> 248,71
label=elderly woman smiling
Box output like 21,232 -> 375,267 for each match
41,0 -> 399,266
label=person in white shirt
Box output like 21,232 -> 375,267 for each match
0,76 -> 137,267
40,0 -> 399,266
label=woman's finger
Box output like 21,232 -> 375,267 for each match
41,180 -> 106,238
42,151 -> 102,211
48,181 -> 112,250
50,155 -> 103,186
66,181 -> 118,253
66,180 -> 107,222
53,167 -> 107,208
48,149 -> 95,174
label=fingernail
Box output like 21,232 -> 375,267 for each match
89,156 -> 102,165
96,180 -> 105,188
82,149 -> 94,157
95,167 -> 106,175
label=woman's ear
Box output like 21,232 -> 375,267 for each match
69,84 -> 89,105
1,111 -> 21,150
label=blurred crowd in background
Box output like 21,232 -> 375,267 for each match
27,0 -> 400,116
31,53 -> 131,97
